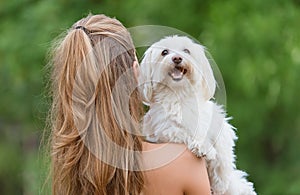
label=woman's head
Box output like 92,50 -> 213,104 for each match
49,14 -> 144,195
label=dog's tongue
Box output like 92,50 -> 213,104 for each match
171,68 -> 183,80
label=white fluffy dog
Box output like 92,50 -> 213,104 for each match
138,36 -> 256,195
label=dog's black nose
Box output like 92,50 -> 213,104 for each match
172,56 -> 182,64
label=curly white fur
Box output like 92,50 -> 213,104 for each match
138,36 -> 256,195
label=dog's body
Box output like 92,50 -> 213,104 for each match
139,36 -> 256,195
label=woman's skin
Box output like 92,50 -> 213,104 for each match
142,142 -> 211,195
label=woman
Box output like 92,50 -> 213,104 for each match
47,14 -> 210,195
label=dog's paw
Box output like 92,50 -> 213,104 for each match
187,141 -> 217,159
200,143 -> 217,160
189,147 -> 205,157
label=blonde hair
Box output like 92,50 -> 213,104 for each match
48,14 -> 144,195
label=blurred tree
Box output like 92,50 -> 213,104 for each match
203,0 -> 300,193
0,0 -> 299,194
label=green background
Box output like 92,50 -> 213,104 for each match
0,0 -> 300,194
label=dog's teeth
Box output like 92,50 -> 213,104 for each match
171,71 -> 183,79
169,67 -> 186,80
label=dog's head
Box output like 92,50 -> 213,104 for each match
139,36 -> 216,104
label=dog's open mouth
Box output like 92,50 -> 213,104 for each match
168,65 -> 188,81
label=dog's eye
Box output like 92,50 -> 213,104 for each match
183,49 -> 190,54
161,49 -> 169,56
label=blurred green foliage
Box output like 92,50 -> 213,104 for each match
0,0 -> 299,194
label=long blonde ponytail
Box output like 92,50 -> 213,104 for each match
48,14 -> 144,195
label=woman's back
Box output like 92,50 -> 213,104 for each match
142,142 -> 211,195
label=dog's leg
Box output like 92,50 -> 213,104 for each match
207,105 -> 256,195
206,119 -> 235,195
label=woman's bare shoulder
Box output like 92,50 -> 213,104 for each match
142,142 -> 211,195
177,149 -> 211,195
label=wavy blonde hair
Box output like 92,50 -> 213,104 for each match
48,14 -> 144,195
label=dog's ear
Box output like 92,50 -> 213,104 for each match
138,48 -> 154,105
195,44 -> 216,101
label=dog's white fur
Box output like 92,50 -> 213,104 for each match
138,36 -> 256,195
